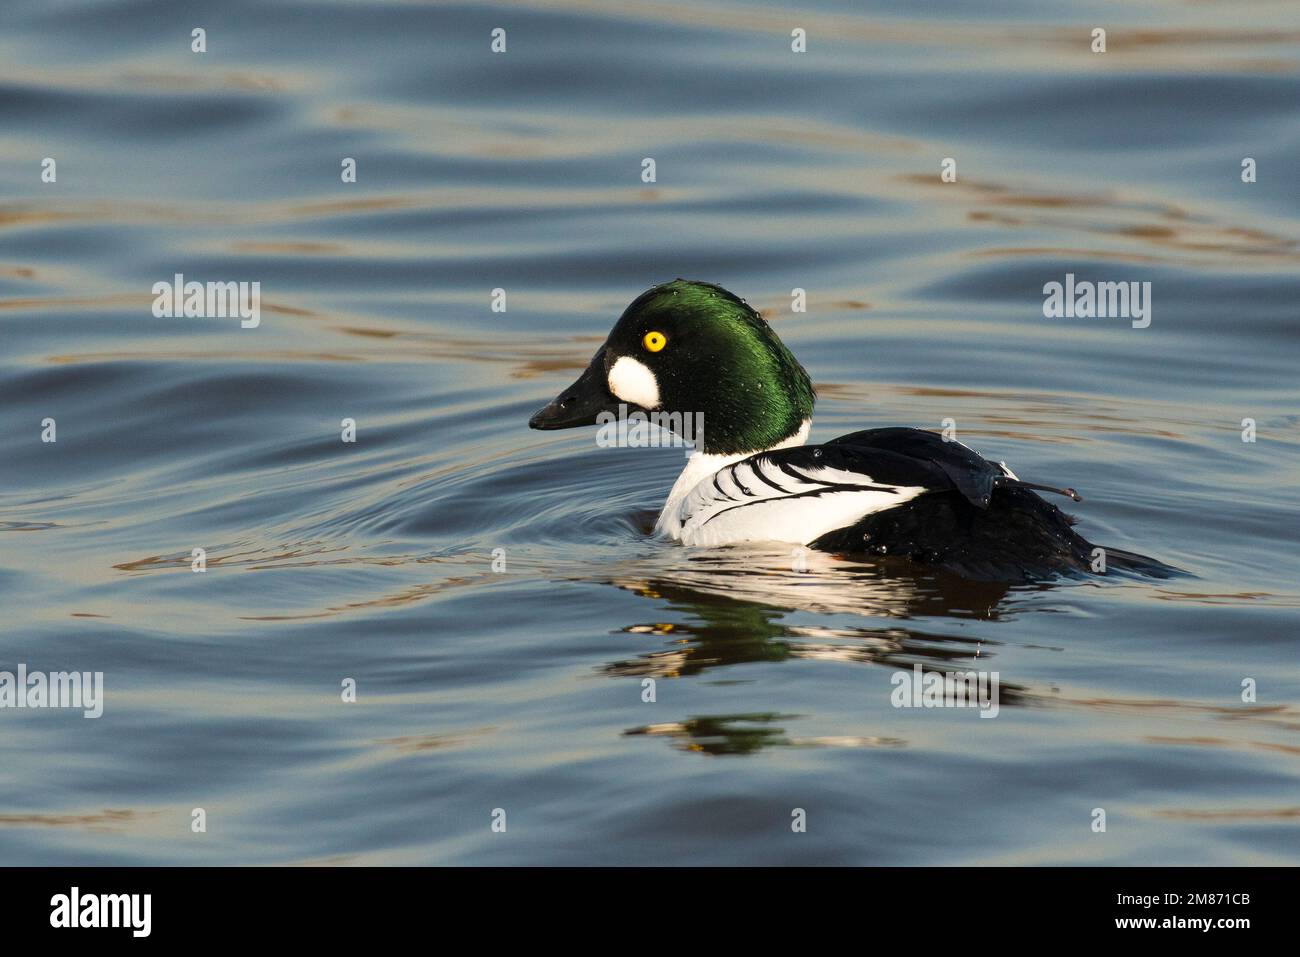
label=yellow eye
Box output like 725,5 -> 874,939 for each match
643,331 -> 667,352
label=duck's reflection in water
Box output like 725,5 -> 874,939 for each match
595,546 -> 1041,754
625,713 -> 909,757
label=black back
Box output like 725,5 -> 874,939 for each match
786,428 -> 1176,581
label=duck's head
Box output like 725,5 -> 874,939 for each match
529,280 -> 815,456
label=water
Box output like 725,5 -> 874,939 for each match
1,0 -> 1298,865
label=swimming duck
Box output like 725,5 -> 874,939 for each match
529,280 -> 1167,581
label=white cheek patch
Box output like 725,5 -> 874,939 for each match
607,356 -> 661,409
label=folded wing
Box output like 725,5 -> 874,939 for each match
672,428 -> 1045,547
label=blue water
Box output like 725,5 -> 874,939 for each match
1,0 -> 1298,865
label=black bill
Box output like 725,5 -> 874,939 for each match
528,347 -> 632,430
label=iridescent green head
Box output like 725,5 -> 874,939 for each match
529,280 -> 815,455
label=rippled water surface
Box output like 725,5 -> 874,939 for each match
2,0 -> 1299,865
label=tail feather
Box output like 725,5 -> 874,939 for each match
1095,545 -> 1185,579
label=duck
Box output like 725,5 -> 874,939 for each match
529,279 -> 1171,581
